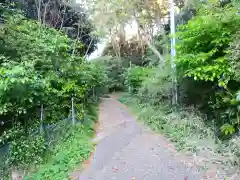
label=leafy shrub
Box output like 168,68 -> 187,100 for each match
124,66 -> 153,93
175,4 -> 240,134
24,102 -> 99,179
93,56 -> 126,92
177,77 -> 215,110
138,65 -> 172,105
9,134 -> 46,167
25,124 -> 93,180
229,31 -> 240,81
176,6 -> 240,87
0,123 -> 46,168
0,5 -> 105,174
0,9 -> 105,129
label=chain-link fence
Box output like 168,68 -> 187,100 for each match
0,119 -> 74,178
43,117 -> 72,147
0,96 -> 85,179
0,144 -> 10,178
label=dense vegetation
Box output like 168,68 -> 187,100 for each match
0,2 -> 106,179
176,4 -> 240,135
2,0 -> 240,179
15,0 -> 98,55
96,1 -> 240,138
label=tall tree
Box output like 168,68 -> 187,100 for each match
21,0 -> 98,55
85,0 -> 170,61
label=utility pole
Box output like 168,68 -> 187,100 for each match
71,97 -> 76,125
129,61 -> 132,93
40,104 -> 44,133
170,0 -> 178,105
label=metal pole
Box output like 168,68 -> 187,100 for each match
170,0 -> 178,105
129,61 -> 132,93
71,97 -> 76,125
40,104 -> 44,133
93,87 -> 95,100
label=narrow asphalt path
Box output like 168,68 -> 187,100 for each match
76,97 -> 200,180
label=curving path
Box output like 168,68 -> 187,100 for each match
75,97 -> 200,180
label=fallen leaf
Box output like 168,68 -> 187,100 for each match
112,167 -> 119,172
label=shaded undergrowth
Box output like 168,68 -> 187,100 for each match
24,104 -> 99,180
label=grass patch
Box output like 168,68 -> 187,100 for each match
24,104 -> 99,180
118,93 -> 240,178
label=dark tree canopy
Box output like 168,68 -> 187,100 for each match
3,0 -> 98,55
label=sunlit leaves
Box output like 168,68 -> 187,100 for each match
175,4 -> 240,135
176,5 -> 240,86
0,8 -> 106,136
220,123 -> 235,135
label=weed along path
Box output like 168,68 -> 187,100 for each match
74,96 -> 201,180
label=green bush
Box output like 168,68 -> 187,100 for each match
124,66 -> 153,93
175,4 -> 240,134
24,102 -> 99,180
0,6 -> 105,174
229,31 -> 240,81
93,56 -> 126,92
176,6 -> 240,86
138,65 -> 172,105
25,124 -> 93,180
9,134 -> 46,167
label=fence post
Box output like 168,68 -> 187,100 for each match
71,97 -> 76,125
128,61 -> 132,93
40,104 -> 44,133
92,87 -> 95,100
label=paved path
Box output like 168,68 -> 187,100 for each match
77,97 -> 200,180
